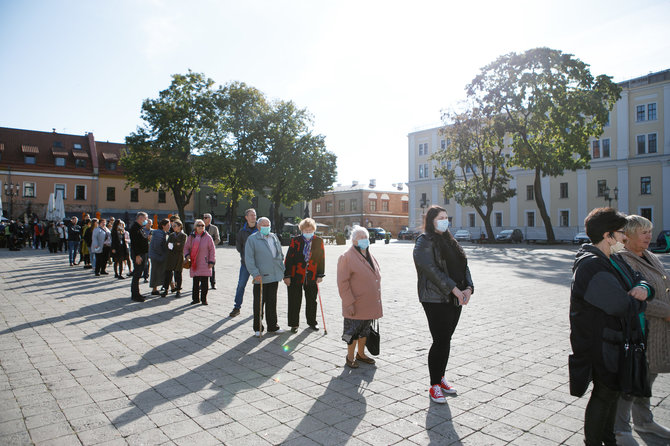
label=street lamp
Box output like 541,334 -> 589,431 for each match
205,193 -> 217,217
603,186 -> 618,207
4,180 -> 21,220
420,197 -> 430,216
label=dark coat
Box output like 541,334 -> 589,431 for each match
149,229 -> 168,262
284,235 -> 325,284
569,244 -> 653,395
413,232 -> 473,304
236,223 -> 258,265
129,222 -> 148,256
165,231 -> 187,271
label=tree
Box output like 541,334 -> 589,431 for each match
432,106 -> 516,240
466,48 -> 621,242
207,82 -> 269,233
122,71 -> 216,219
260,100 -> 337,227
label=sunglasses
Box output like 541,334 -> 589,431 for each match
196,224 -> 205,227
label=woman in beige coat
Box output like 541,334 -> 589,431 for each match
615,215 -> 670,445
337,226 -> 382,368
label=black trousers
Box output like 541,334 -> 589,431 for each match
95,247 -> 110,274
287,281 -> 318,328
253,281 -> 279,332
163,269 -> 183,292
584,378 -> 620,446
422,301 -> 462,386
131,254 -> 147,298
192,276 -> 208,303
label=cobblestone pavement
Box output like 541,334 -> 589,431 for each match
1,241 -> 669,445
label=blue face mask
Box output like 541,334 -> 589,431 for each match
357,238 -> 370,250
302,232 -> 314,240
260,226 -> 271,236
142,220 -> 149,226
436,219 -> 450,232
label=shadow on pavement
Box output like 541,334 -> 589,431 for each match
426,401 -> 462,445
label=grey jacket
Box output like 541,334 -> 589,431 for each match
245,232 -> 285,284
149,229 -> 168,263
206,224 -> 220,245
91,227 -> 111,254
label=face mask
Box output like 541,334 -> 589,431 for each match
142,220 -> 149,226
610,241 -> 625,254
357,238 -> 370,250
436,219 -> 450,232
260,226 -> 271,236
302,232 -> 314,240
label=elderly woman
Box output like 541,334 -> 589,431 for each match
569,208 -> 653,446
284,218 -> 325,333
337,225 -> 382,368
149,219 -> 170,295
111,219 -> 129,279
614,215 -> 670,445
413,205 -> 474,403
184,219 -> 216,305
163,219 -> 187,298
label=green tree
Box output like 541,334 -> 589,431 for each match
432,106 -> 516,241
122,71 -> 216,219
467,48 -> 621,242
260,100 -> 337,227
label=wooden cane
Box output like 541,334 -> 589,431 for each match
317,283 -> 327,335
258,277 -> 263,339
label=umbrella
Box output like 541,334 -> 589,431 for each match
54,191 -> 66,221
45,193 -> 56,221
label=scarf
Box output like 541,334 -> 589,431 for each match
190,233 -> 204,270
302,236 -> 312,262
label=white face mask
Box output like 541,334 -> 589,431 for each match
610,241 -> 625,254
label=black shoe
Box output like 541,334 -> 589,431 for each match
126,273 -> 133,277
308,325 -> 320,331
175,291 -> 181,298
131,295 -> 145,302
101,271 -> 109,275
210,284 -> 216,290
160,291 -> 167,298
290,327 -> 298,333
117,275 -> 126,280
201,300 -> 208,305
229,308 -> 240,317
151,290 -> 160,296
190,300 -> 199,305
95,273 -> 100,276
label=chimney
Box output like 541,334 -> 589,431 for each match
52,128 -> 56,133
352,180 -> 358,187
369,179 -> 376,188
87,132 -> 99,173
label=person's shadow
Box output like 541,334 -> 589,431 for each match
426,400 -> 461,445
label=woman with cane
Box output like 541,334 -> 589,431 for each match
284,218 -> 325,333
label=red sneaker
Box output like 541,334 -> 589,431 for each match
440,378 -> 457,395
429,385 -> 446,403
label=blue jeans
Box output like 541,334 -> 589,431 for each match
68,241 -> 79,264
234,263 -> 250,309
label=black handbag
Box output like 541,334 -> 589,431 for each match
366,320 -> 380,356
619,316 -> 651,397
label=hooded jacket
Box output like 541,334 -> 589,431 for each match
569,244 -> 653,395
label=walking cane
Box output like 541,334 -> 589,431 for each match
258,277 -> 264,339
317,283 -> 327,335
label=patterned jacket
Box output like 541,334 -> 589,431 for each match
284,235 -> 325,285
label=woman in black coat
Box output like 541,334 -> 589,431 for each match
111,219 -> 129,279
569,207 -> 653,446
163,220 -> 187,298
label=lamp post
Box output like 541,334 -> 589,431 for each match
603,186 -> 618,207
205,193 -> 217,217
420,197 -> 430,217
4,171 -> 20,220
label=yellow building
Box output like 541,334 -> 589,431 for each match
408,69 -> 670,240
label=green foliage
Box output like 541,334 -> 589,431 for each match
466,48 -> 621,241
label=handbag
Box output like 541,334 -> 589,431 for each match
182,258 -> 191,269
366,320 -> 380,356
618,315 -> 651,397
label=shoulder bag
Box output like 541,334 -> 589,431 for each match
366,320 -> 380,356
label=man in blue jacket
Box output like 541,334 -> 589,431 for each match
229,209 -> 257,317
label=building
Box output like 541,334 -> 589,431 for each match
0,127 -> 193,222
311,180 -> 409,236
408,69 -> 670,240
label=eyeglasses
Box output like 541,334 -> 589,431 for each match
196,224 -> 205,227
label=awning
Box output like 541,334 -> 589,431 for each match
101,152 -> 119,161
51,147 -> 69,157
21,145 -> 39,154
72,151 -> 89,159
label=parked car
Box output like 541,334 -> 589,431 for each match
495,229 -> 524,243
453,229 -> 472,242
573,232 -> 591,245
397,229 -> 420,240
368,227 -> 386,240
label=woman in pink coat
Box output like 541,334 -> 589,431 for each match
184,219 -> 216,305
337,226 -> 383,368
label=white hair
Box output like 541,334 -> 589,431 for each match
350,225 -> 369,241
257,217 -> 271,226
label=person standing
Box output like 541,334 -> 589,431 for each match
245,217 -> 285,336
57,222 -> 67,252
184,219 -> 216,305
129,212 -> 149,302
203,213 -> 220,290
92,218 -> 111,276
163,219 -> 187,298
47,222 -> 59,253
337,226 -> 382,368
283,218 -> 325,332
229,209 -> 258,317
111,219 -> 129,279
413,206 -> 473,403
67,217 -> 81,266
149,219 -> 170,295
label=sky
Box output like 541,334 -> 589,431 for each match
1,0 -> 669,190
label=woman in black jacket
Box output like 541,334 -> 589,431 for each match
570,207 -> 653,446
413,205 -> 473,404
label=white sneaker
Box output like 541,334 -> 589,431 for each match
429,385 -> 446,403
635,421 -> 670,439
271,328 -> 285,334
615,431 -> 639,446
254,331 -> 261,337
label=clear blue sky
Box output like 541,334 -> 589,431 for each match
1,0 -> 669,189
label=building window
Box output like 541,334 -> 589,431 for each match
107,187 -> 116,201
526,185 -> 534,201
382,200 -> 389,211
637,133 -> 657,154
592,140 -> 600,159
24,155 -> 36,164
325,201 -> 332,212
560,210 -> 569,227
105,161 -> 117,170
560,182 -> 568,199
73,143 -> 82,150
640,177 -> 651,195
648,134 -> 657,153
418,143 -> 423,155
495,212 -> 502,227
75,185 -> 86,201
592,139 -> 610,159
54,184 -> 66,200
158,190 -> 166,203
640,208 -> 652,222
338,200 -> 345,212
597,180 -> 607,197
636,105 -> 645,122
443,196 -> 450,205
23,182 -> 36,198
369,200 -> 376,212
420,164 -> 430,178
440,139 -> 446,150
647,103 -> 657,121
315,203 -> 321,213
350,199 -> 357,211
526,211 -> 535,227
55,157 -> 66,167
75,159 -> 87,168
468,213 -> 476,228
130,188 -> 139,202
53,141 -> 63,148
402,201 -> 408,212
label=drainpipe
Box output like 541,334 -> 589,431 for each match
87,132 -> 99,215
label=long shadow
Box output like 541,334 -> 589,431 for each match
112,327 -> 311,427
425,401 -> 462,445
282,366 -> 377,444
